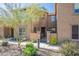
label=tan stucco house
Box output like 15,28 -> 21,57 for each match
57,3 -> 79,42
0,11 -> 55,42
0,3 -> 79,43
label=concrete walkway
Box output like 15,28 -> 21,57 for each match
8,41 -> 60,51
0,39 -> 60,51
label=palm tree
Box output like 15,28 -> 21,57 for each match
0,4 -> 28,48
25,4 -> 47,32
25,4 -> 47,48
0,3 -> 47,48
0,17 -> 4,27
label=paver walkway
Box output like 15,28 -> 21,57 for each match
37,48 -> 63,56
8,41 -> 60,51
0,40 -> 62,56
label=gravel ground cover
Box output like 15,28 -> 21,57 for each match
0,44 -> 63,56
0,45 -> 23,56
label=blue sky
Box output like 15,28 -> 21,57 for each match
39,3 -> 55,13
0,3 -> 55,21
0,3 -> 55,13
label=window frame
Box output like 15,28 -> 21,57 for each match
19,27 -> 26,38
72,25 -> 78,39
33,27 -> 37,33
73,3 -> 79,14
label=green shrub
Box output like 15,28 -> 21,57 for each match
2,40 -> 8,46
49,36 -> 57,45
62,39 -> 70,44
31,39 -> 37,43
61,41 -> 79,56
25,43 -> 33,47
23,43 -> 37,56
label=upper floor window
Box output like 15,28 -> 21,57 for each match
50,16 -> 56,28
47,15 -> 56,33
51,16 -> 56,22
74,3 -> 79,14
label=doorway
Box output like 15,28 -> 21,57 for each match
40,27 -> 47,42
4,27 -> 14,38
11,28 -> 14,37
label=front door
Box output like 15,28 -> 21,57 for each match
40,27 -> 47,42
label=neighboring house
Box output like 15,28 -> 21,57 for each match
57,3 -> 79,41
0,3 -> 79,43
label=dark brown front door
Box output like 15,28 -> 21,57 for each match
40,27 -> 47,42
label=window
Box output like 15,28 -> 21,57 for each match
33,27 -> 37,33
72,25 -> 78,39
19,27 -> 26,38
74,3 -> 79,14
49,16 -> 57,33
51,16 -> 56,27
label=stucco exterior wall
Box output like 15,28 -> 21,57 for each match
30,31 -> 40,41
0,7 -> 54,42
57,3 -> 79,40
27,13 -> 53,41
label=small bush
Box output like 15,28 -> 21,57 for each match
23,43 -> 37,56
62,39 -> 70,43
2,41 -> 8,46
49,36 -> 57,45
25,43 -> 33,47
31,39 -> 37,43
61,41 -> 79,56
58,39 -> 71,45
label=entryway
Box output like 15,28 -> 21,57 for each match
4,27 -> 14,38
40,27 -> 47,42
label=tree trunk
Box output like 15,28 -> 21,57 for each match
14,27 -> 21,49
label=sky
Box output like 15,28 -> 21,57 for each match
39,3 -> 55,13
0,3 -> 55,13
74,3 -> 79,9
0,3 -> 55,21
